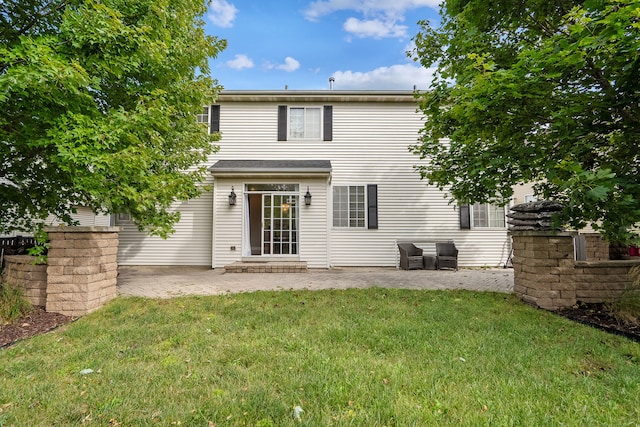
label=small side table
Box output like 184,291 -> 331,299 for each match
423,255 -> 437,270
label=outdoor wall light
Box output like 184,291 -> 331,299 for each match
304,187 -> 312,206
228,187 -> 237,206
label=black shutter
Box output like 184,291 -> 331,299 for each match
210,105 -> 220,133
277,105 -> 287,141
367,184 -> 378,229
459,204 -> 471,229
323,105 -> 333,141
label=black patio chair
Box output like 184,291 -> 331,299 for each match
397,243 -> 424,270
436,242 -> 458,270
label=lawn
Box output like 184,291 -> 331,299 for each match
1,289 -> 639,426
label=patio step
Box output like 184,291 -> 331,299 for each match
224,261 -> 308,273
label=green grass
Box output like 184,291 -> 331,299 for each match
1,289 -> 639,426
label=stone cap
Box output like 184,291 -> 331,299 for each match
575,259 -> 640,268
508,230 -> 578,237
44,226 -> 121,233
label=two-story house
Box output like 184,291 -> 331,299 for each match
114,90 -> 512,268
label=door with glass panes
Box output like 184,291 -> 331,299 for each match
246,184 -> 298,256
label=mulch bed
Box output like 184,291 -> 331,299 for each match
556,302 -> 640,343
0,307 -> 74,348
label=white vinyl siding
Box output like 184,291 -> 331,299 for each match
117,180 -> 213,266
45,207 -> 110,227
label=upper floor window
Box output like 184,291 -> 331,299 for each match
196,105 -> 220,134
278,105 -> 332,141
197,106 -> 209,125
289,107 -> 321,139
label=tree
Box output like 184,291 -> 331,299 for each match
0,0 -> 226,238
411,0 -> 640,242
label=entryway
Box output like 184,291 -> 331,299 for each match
246,184 -> 299,257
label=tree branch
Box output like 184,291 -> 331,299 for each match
15,0 -> 68,38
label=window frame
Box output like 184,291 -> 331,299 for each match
278,105 -> 332,141
333,185 -> 367,229
288,106 -> 322,140
114,213 -> 132,225
470,203 -> 506,229
197,106 -> 209,128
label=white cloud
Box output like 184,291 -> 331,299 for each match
208,0 -> 238,28
343,17 -> 408,38
330,63 -> 436,90
226,54 -> 254,70
304,0 -> 440,21
276,57 -> 301,72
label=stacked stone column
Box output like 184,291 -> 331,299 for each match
581,233 -> 610,261
44,226 -> 120,316
511,232 -> 577,310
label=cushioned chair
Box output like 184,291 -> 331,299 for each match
436,242 -> 459,270
397,243 -> 424,270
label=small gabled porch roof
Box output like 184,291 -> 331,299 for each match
209,159 -> 332,178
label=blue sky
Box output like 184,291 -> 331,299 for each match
204,0 -> 442,90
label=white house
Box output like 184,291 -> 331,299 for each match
114,90 -> 511,268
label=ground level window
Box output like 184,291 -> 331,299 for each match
472,203 -> 506,228
333,186 -> 365,228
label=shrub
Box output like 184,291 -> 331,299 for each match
0,282 -> 32,323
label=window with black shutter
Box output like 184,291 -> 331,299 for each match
210,105 -> 220,133
277,105 -> 333,141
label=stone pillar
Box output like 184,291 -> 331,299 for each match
510,231 -> 577,310
582,233 -> 610,261
1,255 -> 48,306
44,226 -> 120,316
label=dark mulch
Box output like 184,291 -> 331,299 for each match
556,302 -> 640,343
1,307 -> 74,348
1,302 -> 638,349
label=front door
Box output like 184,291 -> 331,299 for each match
246,184 -> 299,257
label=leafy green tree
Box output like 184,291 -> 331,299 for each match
0,0 -> 225,238
412,0 -> 640,242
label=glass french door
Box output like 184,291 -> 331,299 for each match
262,193 -> 298,255
245,184 -> 300,257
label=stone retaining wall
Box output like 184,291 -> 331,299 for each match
1,255 -> 48,306
511,231 -> 640,310
1,226 -> 120,317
